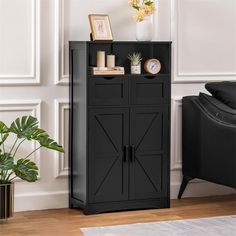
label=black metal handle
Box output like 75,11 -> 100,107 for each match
130,145 -> 135,162
123,145 -> 129,162
103,76 -> 115,80
144,74 -> 156,79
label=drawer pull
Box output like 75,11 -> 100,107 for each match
130,145 -> 135,162
103,76 -> 115,80
123,145 -> 129,163
144,75 -> 156,79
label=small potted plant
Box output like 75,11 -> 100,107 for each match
0,116 -> 64,220
127,52 -> 142,74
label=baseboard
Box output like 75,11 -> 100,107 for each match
14,182 -> 235,212
14,191 -> 69,212
171,180 -> 236,199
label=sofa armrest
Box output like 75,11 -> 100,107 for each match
182,96 -> 236,188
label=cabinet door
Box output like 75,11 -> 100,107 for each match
131,75 -> 170,105
88,108 -> 129,203
129,107 -> 169,200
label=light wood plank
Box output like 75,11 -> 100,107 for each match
0,195 -> 235,236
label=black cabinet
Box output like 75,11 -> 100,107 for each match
69,41 -> 171,214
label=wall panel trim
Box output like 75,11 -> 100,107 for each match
171,0 -> 236,83
0,0 -> 40,85
54,0 -> 69,85
171,96 -> 182,171
54,99 -> 69,177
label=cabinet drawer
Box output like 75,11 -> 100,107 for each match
88,76 -> 129,106
131,75 -> 170,105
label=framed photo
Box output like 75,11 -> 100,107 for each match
89,14 -> 113,41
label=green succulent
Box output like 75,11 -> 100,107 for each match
127,52 -> 142,66
0,116 -> 64,184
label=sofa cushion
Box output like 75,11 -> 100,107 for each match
205,81 -> 236,109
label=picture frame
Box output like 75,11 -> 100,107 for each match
88,14 -> 113,41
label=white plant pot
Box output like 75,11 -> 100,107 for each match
136,16 -> 153,41
131,64 -> 141,74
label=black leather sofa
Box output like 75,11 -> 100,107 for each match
178,82 -> 236,198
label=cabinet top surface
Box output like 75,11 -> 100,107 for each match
69,41 -> 172,44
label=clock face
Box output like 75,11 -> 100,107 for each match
149,62 -> 157,70
144,59 -> 161,74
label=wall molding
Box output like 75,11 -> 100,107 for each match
171,0 -> 236,83
171,97 -> 205,186
15,190 -> 68,212
171,97 -> 182,171
54,99 -> 69,177
0,100 -> 41,177
54,0 -> 69,85
0,0 -> 40,85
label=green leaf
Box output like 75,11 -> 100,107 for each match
13,159 -> 38,182
133,5 -> 140,10
0,153 -> 14,171
0,121 -> 9,134
37,136 -> 64,153
30,128 -> 49,140
0,133 -> 9,146
9,116 -> 39,139
145,2 -> 153,6
144,0 -> 154,6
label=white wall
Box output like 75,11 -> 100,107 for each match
0,0 -> 69,211
171,0 -> 236,198
0,0 -> 235,212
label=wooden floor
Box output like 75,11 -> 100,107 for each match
0,195 -> 235,236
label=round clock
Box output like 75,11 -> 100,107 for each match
144,59 -> 161,74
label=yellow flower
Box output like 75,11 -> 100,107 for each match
140,4 -> 156,16
150,4 -> 156,13
128,0 -> 140,6
134,9 -> 146,22
129,0 -> 156,22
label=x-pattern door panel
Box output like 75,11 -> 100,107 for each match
129,107 -> 168,200
88,108 -> 129,203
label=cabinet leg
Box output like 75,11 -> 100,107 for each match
178,176 -> 193,199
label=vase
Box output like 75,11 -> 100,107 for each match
131,63 -> 141,74
0,183 -> 14,220
136,16 -> 153,41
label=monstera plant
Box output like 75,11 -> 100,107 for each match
0,116 -> 64,219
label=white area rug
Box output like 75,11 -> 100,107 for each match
81,215 -> 236,236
